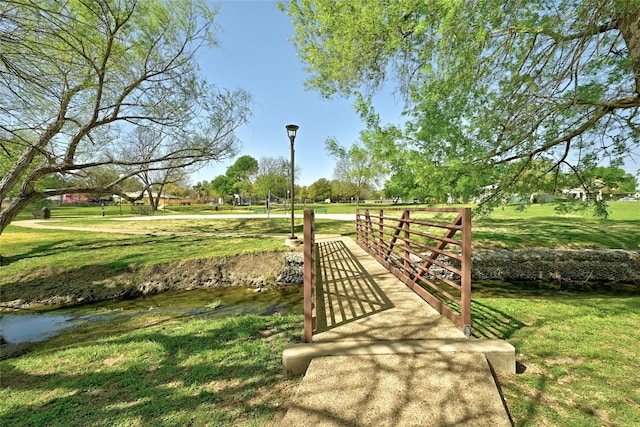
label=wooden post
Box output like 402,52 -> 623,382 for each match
303,209 -> 315,343
403,210 -> 411,272
355,208 -> 360,242
461,207 -> 472,336
365,209 -> 372,248
378,209 -> 384,257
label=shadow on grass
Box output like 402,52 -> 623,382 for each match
0,238 -> 79,266
159,218 -> 355,236
474,217 -> 640,249
0,313 -> 303,426
1,232 -> 179,267
173,218 -> 293,234
471,300 -> 526,339
471,281 -> 640,340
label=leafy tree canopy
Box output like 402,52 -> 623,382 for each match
0,0 -> 250,235
225,155 -> 259,197
252,156 -> 292,199
325,137 -> 381,204
282,0 -> 640,209
211,175 -> 234,198
307,178 -> 333,202
581,166 -> 638,193
226,155 -> 259,182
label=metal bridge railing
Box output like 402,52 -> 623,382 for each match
355,207 -> 472,336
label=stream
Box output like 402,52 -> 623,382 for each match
0,286 -> 303,346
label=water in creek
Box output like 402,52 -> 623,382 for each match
0,285 -> 303,346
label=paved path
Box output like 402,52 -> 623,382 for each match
109,213 -> 357,221
282,236 -> 513,426
11,213 -> 355,236
11,219 -> 290,238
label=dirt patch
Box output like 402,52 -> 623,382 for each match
0,251 -> 295,311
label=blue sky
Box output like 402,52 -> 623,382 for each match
194,0 -> 638,188
193,0 -> 404,187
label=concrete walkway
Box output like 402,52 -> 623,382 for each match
282,236 -> 514,426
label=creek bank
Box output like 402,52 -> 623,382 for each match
409,249 -> 640,285
472,249 -> 640,284
3,248 -> 638,312
295,248 -> 640,284
1,251 -> 304,311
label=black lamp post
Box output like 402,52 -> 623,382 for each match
286,124 -> 299,242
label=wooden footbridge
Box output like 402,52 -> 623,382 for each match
281,208 -> 515,426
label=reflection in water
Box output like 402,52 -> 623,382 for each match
0,285 -> 303,345
1,313 -> 75,344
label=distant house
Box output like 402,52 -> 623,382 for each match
45,194 -> 63,204
564,187 -> 603,202
61,193 -> 91,204
161,195 -> 199,206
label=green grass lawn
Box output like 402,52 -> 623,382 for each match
0,227 -> 289,308
12,201 -> 640,249
1,201 -> 639,426
473,293 -> 640,426
0,312 -> 304,427
474,203 -> 640,249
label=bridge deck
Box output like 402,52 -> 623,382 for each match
282,236 -> 514,426
313,237 -> 467,342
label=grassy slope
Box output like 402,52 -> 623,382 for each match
1,313 -> 303,427
473,292 -> 640,426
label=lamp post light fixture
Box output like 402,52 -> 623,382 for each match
285,124 -> 300,246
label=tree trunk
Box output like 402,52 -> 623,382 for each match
0,193 -> 41,237
146,189 -> 159,212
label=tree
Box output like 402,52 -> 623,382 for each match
307,178 -> 333,202
0,0 -> 250,236
211,175 -> 234,200
582,166 -> 639,194
252,156 -> 298,200
171,181 -> 193,199
142,167 -> 189,210
325,137 -> 380,205
620,175 -> 639,193
119,126 -> 198,211
193,180 -> 212,203
224,155 -> 258,203
282,1 -> 640,209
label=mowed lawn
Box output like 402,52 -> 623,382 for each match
1,202 -> 639,426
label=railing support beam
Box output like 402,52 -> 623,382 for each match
355,207 -> 473,336
303,209 -> 316,343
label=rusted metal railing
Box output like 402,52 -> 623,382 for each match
355,207 -> 472,336
303,209 -> 316,343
